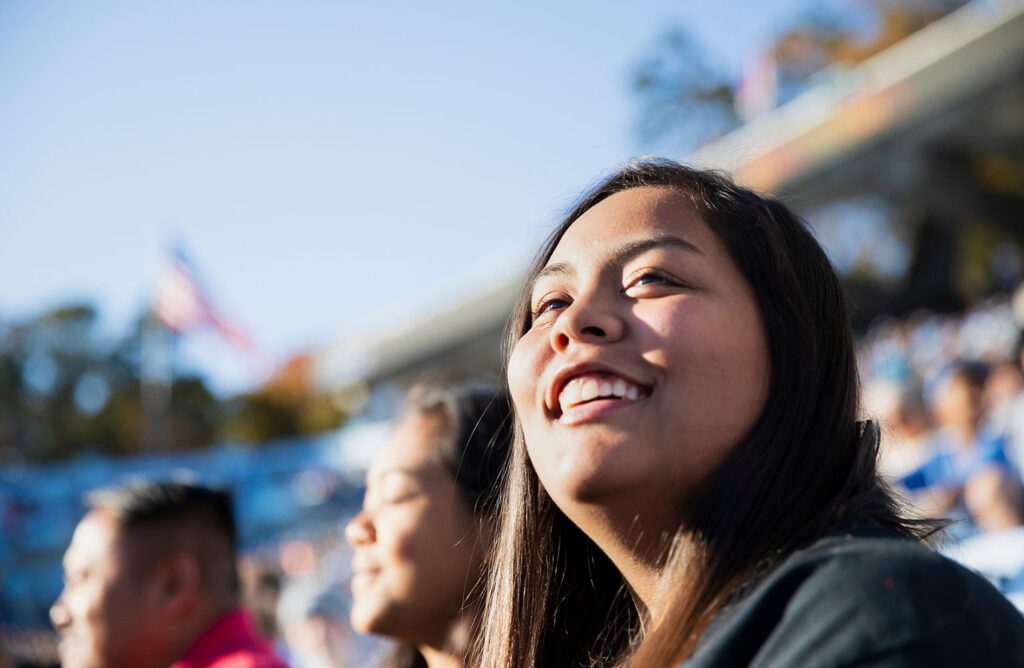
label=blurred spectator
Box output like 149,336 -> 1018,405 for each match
345,378 -> 512,668
49,481 -> 289,668
864,380 -> 935,480
899,362 -> 1024,533
857,291 -> 1024,608
240,558 -> 284,643
277,575 -> 354,668
987,346 -> 1024,473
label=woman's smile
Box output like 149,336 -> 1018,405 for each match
547,363 -> 654,421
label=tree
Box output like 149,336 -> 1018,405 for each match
0,304 -> 348,461
0,304 -> 224,461
771,0 -> 969,102
631,28 -> 739,154
225,354 -> 345,444
630,0 -> 969,152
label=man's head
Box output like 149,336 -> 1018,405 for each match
50,482 -> 239,668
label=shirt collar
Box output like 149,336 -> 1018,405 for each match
171,608 -> 259,668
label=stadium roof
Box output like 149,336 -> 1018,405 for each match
694,0 -> 1024,208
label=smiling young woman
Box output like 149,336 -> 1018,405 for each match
472,159 -> 1024,667
345,379 -> 511,668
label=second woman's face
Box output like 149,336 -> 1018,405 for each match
508,186 -> 770,523
344,413 -> 485,646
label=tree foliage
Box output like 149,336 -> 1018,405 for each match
225,354 -> 345,444
632,28 -> 739,155
632,0 -> 969,152
0,305 -> 345,463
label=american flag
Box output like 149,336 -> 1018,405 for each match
151,246 -> 252,351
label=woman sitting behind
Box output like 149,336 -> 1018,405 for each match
474,159 -> 1024,667
346,379 -> 511,668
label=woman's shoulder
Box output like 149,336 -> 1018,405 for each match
688,526 -> 1024,667
776,527 -> 1014,615
781,524 -> 990,589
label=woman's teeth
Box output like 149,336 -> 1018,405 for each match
558,375 -> 646,414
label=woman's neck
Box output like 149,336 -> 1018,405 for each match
567,501 -> 684,626
417,612 -> 473,668
419,647 -> 462,668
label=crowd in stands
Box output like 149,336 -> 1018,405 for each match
6,293 -> 1024,667
861,288 -> 1024,607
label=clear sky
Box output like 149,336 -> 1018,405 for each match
0,0 -> 807,393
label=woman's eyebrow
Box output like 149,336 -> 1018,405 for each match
610,235 -> 703,267
529,261 -> 574,294
529,236 -> 700,296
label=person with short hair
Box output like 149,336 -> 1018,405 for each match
50,481 -> 289,668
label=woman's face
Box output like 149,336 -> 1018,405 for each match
508,186 -> 769,522
344,412 -> 486,645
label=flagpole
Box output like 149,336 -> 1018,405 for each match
168,324 -> 177,449
147,241 -> 255,452
141,313 -> 174,451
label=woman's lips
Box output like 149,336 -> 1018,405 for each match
350,568 -> 381,592
559,395 -> 649,426
557,372 -> 650,417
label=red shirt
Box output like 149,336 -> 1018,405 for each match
171,609 -> 290,668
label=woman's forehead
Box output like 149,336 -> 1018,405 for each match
549,187 -> 710,263
548,185 -> 716,270
367,414 -> 448,479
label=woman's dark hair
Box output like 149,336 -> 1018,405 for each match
473,159 -> 931,667
402,378 -> 514,517
382,377 -> 513,668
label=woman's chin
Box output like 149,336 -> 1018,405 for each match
349,598 -> 396,637
348,607 -> 377,636
545,447 -> 654,506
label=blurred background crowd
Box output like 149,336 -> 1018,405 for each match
2,0 -> 1024,665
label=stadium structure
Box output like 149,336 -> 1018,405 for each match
314,0 -> 1024,403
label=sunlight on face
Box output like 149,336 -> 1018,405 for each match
50,510 -> 155,668
508,187 -> 769,525
345,413 -> 487,646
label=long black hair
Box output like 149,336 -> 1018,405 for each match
474,159 -> 931,667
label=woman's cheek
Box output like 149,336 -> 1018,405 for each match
507,332 -> 546,419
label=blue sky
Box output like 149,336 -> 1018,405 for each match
0,0 -> 807,393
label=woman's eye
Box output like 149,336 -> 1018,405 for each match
634,273 -> 666,286
367,472 -> 424,507
532,295 -> 570,319
626,271 -> 677,291
380,481 -> 417,504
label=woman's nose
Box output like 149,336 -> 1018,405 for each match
344,508 -> 376,547
550,294 -> 624,353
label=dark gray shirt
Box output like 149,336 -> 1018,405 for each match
686,527 -> 1024,667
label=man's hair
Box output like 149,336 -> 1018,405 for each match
86,481 -> 239,602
